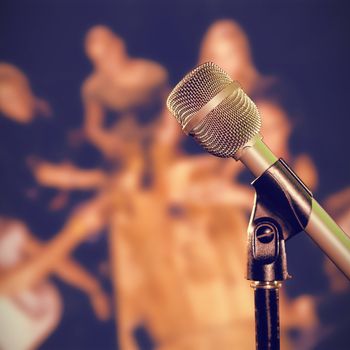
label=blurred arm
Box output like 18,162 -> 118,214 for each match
24,235 -> 110,320
82,82 -> 122,158
32,160 -> 107,190
0,196 -> 108,295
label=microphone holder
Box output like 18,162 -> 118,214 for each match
247,159 -> 313,350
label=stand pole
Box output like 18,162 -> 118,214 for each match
246,216 -> 288,350
252,281 -> 281,350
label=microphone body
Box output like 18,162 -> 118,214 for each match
167,62 -> 350,279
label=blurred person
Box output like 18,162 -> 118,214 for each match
199,19 -> 261,95
118,109 -> 257,350
198,19 -> 318,190
198,18 -> 321,348
82,25 -> 168,160
24,25 -> 167,348
0,63 -> 50,123
0,63 -> 56,215
0,203 -> 111,350
199,19 -> 294,107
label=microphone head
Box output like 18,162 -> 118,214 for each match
166,62 -> 261,157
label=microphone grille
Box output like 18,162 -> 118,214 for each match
167,62 -> 232,127
167,62 -> 261,157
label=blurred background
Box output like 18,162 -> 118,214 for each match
0,0 -> 349,349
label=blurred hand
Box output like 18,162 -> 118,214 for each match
89,289 -> 111,321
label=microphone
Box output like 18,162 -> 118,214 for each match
167,62 -> 350,279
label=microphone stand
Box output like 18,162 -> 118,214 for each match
247,159 -> 313,350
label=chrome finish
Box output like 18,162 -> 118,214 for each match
236,136 -> 278,178
306,199 -> 350,279
251,281 -> 282,290
182,81 -> 239,134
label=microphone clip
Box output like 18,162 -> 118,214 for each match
247,159 -> 313,282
